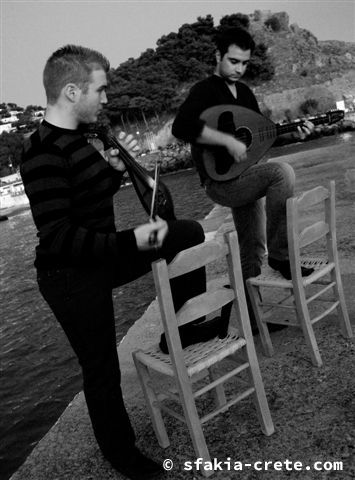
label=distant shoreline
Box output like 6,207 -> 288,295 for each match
0,204 -> 31,217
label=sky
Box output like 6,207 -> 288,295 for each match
1,0 -> 354,107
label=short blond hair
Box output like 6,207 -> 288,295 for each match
43,45 -> 110,104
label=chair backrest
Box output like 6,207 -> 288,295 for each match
151,231 -> 253,366
287,180 -> 336,278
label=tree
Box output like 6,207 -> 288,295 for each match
264,16 -> 282,32
7,102 -> 21,110
218,13 -> 250,31
24,105 -> 44,112
244,43 -> 275,83
299,99 -> 319,115
15,111 -> 37,132
0,131 -> 24,175
103,11 -> 276,124
155,16 -> 216,82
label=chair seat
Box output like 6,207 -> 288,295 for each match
134,328 -> 245,378
248,256 -> 331,288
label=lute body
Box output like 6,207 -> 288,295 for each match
195,105 -> 344,182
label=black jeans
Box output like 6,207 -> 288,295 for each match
37,219 -> 205,460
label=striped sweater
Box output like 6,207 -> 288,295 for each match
20,120 -> 138,270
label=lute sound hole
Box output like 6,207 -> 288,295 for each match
214,111 -> 252,175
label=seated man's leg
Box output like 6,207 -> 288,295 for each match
231,199 -> 266,280
111,219 -> 207,353
231,200 -> 266,334
263,161 -> 295,261
160,219 -> 206,310
263,162 -> 313,279
112,219 -> 206,310
205,161 -> 294,329
206,161 -> 295,262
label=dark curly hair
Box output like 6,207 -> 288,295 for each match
215,27 -> 255,57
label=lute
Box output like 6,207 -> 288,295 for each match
193,105 -> 344,182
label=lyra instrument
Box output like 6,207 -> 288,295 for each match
193,105 -> 344,182
86,126 -> 176,221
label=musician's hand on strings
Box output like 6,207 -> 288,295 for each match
225,136 -> 247,163
105,132 -> 141,171
105,148 -> 126,171
118,131 -> 141,158
134,217 -> 168,251
297,120 -> 314,140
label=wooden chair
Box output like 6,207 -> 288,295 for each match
247,181 -> 353,367
132,231 -> 274,477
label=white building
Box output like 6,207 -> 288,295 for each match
0,123 -> 15,134
0,173 -> 29,209
1,114 -> 19,123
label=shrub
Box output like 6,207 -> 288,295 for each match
299,98 -> 319,115
264,16 -> 282,32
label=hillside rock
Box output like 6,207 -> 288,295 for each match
247,10 -> 355,94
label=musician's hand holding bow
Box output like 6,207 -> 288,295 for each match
134,217 -> 168,251
106,131 -> 140,171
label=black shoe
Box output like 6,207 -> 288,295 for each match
251,323 -> 288,336
159,297 -> 233,354
268,257 -> 314,280
159,316 -> 227,354
108,447 -> 164,479
268,323 -> 288,333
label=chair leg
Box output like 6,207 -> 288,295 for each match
332,266 -> 353,338
244,344 -> 275,436
246,283 -> 274,357
133,355 -> 170,448
293,290 -> 323,367
177,383 -> 212,477
208,366 -> 226,407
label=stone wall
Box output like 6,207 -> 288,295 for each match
257,70 -> 355,121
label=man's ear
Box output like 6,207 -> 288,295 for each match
215,50 -> 221,63
63,83 -> 80,103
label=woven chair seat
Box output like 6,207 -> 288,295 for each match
135,328 -> 245,377
249,256 -> 330,288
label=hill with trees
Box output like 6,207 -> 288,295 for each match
104,9 -> 355,130
1,9 -> 355,175
104,12 -> 275,126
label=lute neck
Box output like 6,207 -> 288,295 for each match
276,113 -> 333,136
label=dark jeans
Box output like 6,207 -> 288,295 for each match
37,220 -> 205,461
205,161 -> 295,277
205,161 -> 295,332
